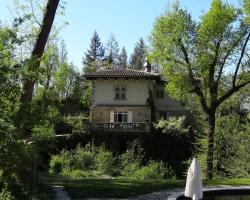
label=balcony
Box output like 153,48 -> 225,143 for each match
87,122 -> 151,133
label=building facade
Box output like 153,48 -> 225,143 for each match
84,68 -> 186,136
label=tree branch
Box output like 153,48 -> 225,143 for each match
179,40 -> 210,114
29,0 -> 41,27
217,80 -> 250,106
233,31 -> 250,87
209,40 -> 221,104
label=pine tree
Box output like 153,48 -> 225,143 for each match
129,38 -> 146,70
105,33 -> 119,68
83,30 -> 104,73
118,47 -> 127,69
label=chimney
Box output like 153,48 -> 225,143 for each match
143,59 -> 152,72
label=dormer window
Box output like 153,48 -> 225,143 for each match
114,86 -> 127,100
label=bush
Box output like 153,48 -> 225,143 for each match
49,150 -> 71,174
0,173 -> 28,200
96,150 -> 114,176
73,145 -> 95,170
135,160 -> 174,180
120,162 -> 140,178
0,184 -> 14,200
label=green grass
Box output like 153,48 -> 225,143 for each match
38,172 -> 250,199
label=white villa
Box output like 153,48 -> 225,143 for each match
84,66 -> 187,135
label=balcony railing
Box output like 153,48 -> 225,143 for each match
87,122 -> 151,133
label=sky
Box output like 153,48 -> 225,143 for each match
0,0 -> 240,70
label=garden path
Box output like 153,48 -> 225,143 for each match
53,185 -> 71,200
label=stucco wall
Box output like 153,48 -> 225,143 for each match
153,85 -> 185,111
92,78 -> 151,106
92,106 -> 151,123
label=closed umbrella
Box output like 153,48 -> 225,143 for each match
184,157 -> 203,200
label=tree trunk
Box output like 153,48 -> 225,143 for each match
206,111 -> 216,179
20,0 -> 60,103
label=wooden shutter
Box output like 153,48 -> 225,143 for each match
110,111 -> 114,122
128,111 -> 132,123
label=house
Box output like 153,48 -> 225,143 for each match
83,66 -> 188,151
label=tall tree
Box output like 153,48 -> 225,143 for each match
105,33 -> 119,68
20,0 -> 60,104
83,30 -> 105,73
118,46 -> 128,68
150,0 -> 250,179
130,38 -> 146,70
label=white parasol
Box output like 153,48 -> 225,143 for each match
184,157 -> 203,200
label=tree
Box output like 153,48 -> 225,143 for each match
20,0 -> 60,104
39,43 -> 59,90
83,30 -> 105,73
130,38 -> 146,70
118,46 -> 128,68
149,0 -> 250,178
105,33 -> 119,67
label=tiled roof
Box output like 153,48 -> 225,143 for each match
84,68 -> 160,79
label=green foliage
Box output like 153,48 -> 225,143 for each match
83,30 -> 105,73
214,113 -> 250,178
61,169 -> 101,178
63,115 -> 87,130
154,116 -> 189,136
49,144 -> 116,176
0,184 -> 14,200
49,150 -> 72,174
244,0 -> 250,23
119,140 -> 144,168
135,161 -> 174,180
49,143 -> 176,179
118,47 -> 128,68
73,145 -> 95,170
80,83 -> 92,112
95,149 -> 114,176
0,172 -> 29,200
120,163 -> 140,178
105,33 -> 119,67
150,0 -> 250,178
129,38 -> 146,70
32,122 -> 55,143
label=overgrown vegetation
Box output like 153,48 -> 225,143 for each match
49,143 -> 175,180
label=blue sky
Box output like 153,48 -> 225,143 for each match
0,0 -> 240,70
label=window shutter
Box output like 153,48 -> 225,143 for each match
128,111 -> 132,123
110,111 -> 114,122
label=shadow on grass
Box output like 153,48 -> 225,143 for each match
38,172 -> 185,199
38,172 -> 250,199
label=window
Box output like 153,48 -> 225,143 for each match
156,90 -> 164,98
114,86 -> 127,100
114,112 -> 128,123
110,111 -> 132,123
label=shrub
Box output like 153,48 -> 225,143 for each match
135,160 -> 174,180
96,150 -> 114,176
0,173 -> 28,200
0,184 -> 14,200
49,150 -> 71,174
120,162 -> 140,178
73,145 -> 95,170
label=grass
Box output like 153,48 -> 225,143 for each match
38,172 -> 250,199
36,182 -> 56,200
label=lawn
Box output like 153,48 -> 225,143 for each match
38,172 -> 250,199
